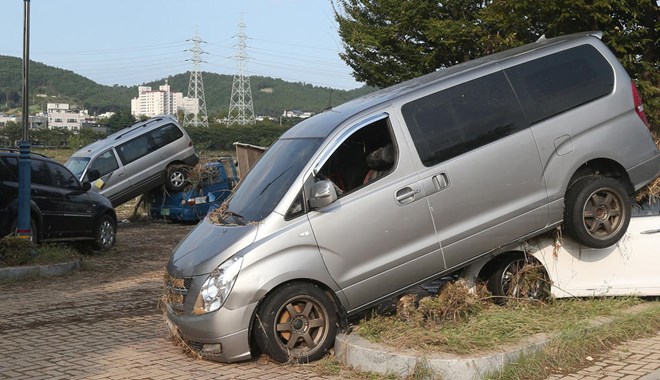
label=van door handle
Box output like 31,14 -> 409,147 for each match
395,187 -> 420,205
433,173 -> 450,191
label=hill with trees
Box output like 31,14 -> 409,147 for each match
0,55 -> 373,117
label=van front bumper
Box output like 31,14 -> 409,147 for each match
165,301 -> 258,363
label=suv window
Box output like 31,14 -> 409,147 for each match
31,160 -> 53,186
402,71 -> 526,166
0,156 -> 18,181
505,44 -> 614,124
47,162 -> 79,190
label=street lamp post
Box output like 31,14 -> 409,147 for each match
16,0 -> 32,239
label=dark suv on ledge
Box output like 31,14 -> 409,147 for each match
0,149 -> 117,250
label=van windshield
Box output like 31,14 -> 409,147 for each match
65,157 -> 91,179
223,137 -> 323,223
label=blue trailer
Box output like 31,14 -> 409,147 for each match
150,158 -> 239,223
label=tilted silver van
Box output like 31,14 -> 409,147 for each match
66,116 -> 199,207
164,32 -> 660,363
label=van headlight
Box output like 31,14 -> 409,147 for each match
193,257 -> 243,314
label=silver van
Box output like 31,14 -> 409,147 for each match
164,32 -> 660,363
66,116 -> 199,207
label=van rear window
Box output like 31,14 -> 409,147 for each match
505,44 -> 614,125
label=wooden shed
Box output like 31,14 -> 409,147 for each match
233,142 -> 267,178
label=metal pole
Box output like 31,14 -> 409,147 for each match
17,0 -> 32,240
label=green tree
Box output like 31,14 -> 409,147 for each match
333,0 -> 489,87
333,0 -> 660,131
106,111 -> 136,133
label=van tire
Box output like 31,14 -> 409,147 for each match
486,254 -> 549,304
564,176 -> 630,249
165,165 -> 190,192
92,214 -> 116,251
253,283 -> 338,363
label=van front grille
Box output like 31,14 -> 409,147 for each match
164,274 -> 192,315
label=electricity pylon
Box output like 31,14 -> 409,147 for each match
227,18 -> 256,126
183,32 -> 209,128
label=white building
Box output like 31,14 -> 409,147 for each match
282,109 -> 314,119
47,103 -> 89,131
130,81 -> 196,118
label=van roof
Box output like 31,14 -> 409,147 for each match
70,115 -> 177,158
282,31 -> 604,140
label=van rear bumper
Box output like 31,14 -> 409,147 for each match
628,153 -> 660,191
183,152 -> 200,167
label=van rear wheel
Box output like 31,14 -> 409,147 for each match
254,283 -> 337,363
564,176 -> 630,249
165,165 -> 191,192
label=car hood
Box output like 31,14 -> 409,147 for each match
166,217 -> 258,277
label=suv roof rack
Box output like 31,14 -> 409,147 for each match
0,147 -> 49,158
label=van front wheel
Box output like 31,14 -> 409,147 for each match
254,283 -> 338,363
564,176 -> 630,249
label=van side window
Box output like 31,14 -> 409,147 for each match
116,135 -> 152,165
402,71 -> 526,167
152,123 -> 183,149
88,150 -> 120,178
317,117 -> 396,195
505,44 -> 614,125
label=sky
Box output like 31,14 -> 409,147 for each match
1,0 -> 363,91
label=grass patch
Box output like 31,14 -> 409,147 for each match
485,303 -> 660,380
355,281 -> 642,355
0,236 -> 80,267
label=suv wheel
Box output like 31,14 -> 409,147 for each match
92,215 -> 116,251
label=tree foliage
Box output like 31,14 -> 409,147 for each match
333,0 -> 660,131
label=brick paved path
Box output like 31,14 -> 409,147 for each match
0,222 -> 342,380
545,333 -> 660,380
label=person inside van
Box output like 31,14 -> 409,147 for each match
363,143 -> 395,184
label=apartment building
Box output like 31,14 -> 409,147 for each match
130,81 -> 196,118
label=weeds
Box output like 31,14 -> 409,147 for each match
355,280 -> 642,356
0,236 -> 79,267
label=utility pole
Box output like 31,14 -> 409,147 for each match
183,32 -> 209,128
17,0 -> 32,240
227,17 -> 255,126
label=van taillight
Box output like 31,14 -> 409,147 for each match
631,81 -> 650,128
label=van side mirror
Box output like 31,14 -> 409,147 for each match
82,182 -> 92,192
87,169 -> 101,182
309,180 -> 338,210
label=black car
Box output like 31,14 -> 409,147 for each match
0,149 -> 117,250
